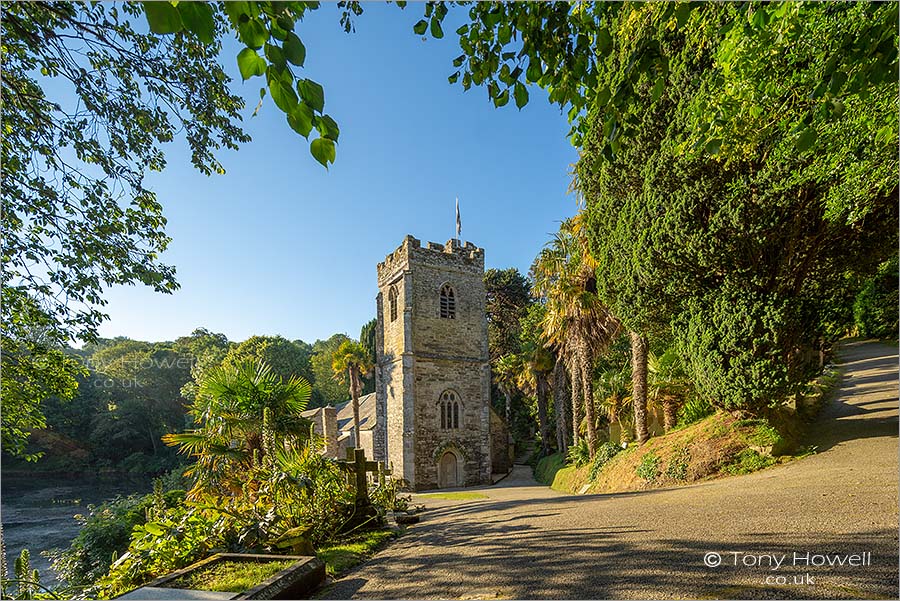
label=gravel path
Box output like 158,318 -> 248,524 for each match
323,341 -> 898,599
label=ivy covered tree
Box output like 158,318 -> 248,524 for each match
574,3 -> 898,415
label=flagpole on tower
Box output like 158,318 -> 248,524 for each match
455,196 -> 461,245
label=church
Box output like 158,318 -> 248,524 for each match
302,235 -> 511,491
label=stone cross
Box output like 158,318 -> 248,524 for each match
338,448 -> 381,506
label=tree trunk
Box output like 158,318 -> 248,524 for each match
553,356 -> 568,454
630,331 -> 649,443
579,343 -> 597,455
349,365 -> 361,449
502,385 -> 512,428
535,374 -> 552,457
569,356 -> 583,446
662,398 -> 678,431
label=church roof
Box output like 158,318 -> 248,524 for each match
301,392 -> 377,433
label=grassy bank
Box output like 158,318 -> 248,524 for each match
537,413 -> 781,495
536,365 -> 840,495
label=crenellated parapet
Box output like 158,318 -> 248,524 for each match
377,235 -> 484,286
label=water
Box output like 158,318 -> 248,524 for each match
1,474 -> 150,587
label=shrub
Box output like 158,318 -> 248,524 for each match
723,449 -> 776,475
664,447 -> 690,482
676,286 -> 804,414
635,453 -> 662,483
677,397 -> 714,426
854,256 -> 899,339
588,442 -> 621,481
49,484 -> 185,587
566,439 -> 591,467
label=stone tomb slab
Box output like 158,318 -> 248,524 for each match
115,553 -> 325,600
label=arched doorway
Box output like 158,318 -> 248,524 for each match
437,450 -> 461,488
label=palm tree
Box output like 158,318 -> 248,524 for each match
513,343 -> 554,457
630,332 -> 650,443
495,353 -> 520,427
552,355 -> 569,454
596,368 -> 631,441
533,215 -> 621,456
647,348 -> 690,431
331,340 -> 373,449
163,360 -> 311,496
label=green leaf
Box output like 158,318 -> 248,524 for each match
144,522 -> 165,536
287,103 -> 314,138
448,71 -> 460,84
277,16 -> 294,31
283,32 -> 306,67
650,76 -> 665,102
317,114 -> 340,141
144,2 -> 182,35
514,82 -> 528,109
177,1 -> 214,44
597,28 -> 612,54
298,79 -> 325,112
270,79 -> 299,113
705,138 -> 722,155
238,19 -> 268,49
264,43 -> 286,69
494,88 -> 509,108
413,19 -> 428,35
526,60 -> 542,83
795,127 -> 816,152
675,3 -> 692,28
237,48 -> 267,81
310,137 -> 336,168
874,125 -> 894,145
828,71 -> 848,95
430,18 -> 444,39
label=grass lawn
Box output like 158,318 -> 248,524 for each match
417,491 -> 488,500
316,529 -> 398,577
168,559 -> 295,592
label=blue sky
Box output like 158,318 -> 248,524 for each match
97,3 -> 578,345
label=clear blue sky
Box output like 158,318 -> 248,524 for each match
97,4 -> 578,345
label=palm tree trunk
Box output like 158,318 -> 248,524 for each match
349,365 -> 361,449
535,375 -> 551,457
502,385 -> 512,428
662,398 -> 678,431
553,356 -> 568,454
579,343 -> 597,455
630,331 -> 649,443
569,356 -> 583,446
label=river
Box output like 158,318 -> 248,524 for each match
1,474 -> 150,587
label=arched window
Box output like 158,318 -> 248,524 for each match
388,286 -> 398,322
439,390 -> 461,429
439,284 -> 456,319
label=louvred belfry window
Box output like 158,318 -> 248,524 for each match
389,286 -> 398,322
439,284 -> 455,319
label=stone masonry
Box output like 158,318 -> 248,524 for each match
374,235 -> 492,491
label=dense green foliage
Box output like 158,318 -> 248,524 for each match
853,256 -> 899,339
485,268 -> 532,363
49,482 -> 187,588
0,0 -> 368,458
576,2 -> 898,415
310,334 -> 352,405
80,359 -> 397,599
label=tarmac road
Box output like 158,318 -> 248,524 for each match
322,341 -> 899,599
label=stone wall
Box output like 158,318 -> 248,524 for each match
489,407 -> 512,474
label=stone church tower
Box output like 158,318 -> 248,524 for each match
374,235 -> 492,491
